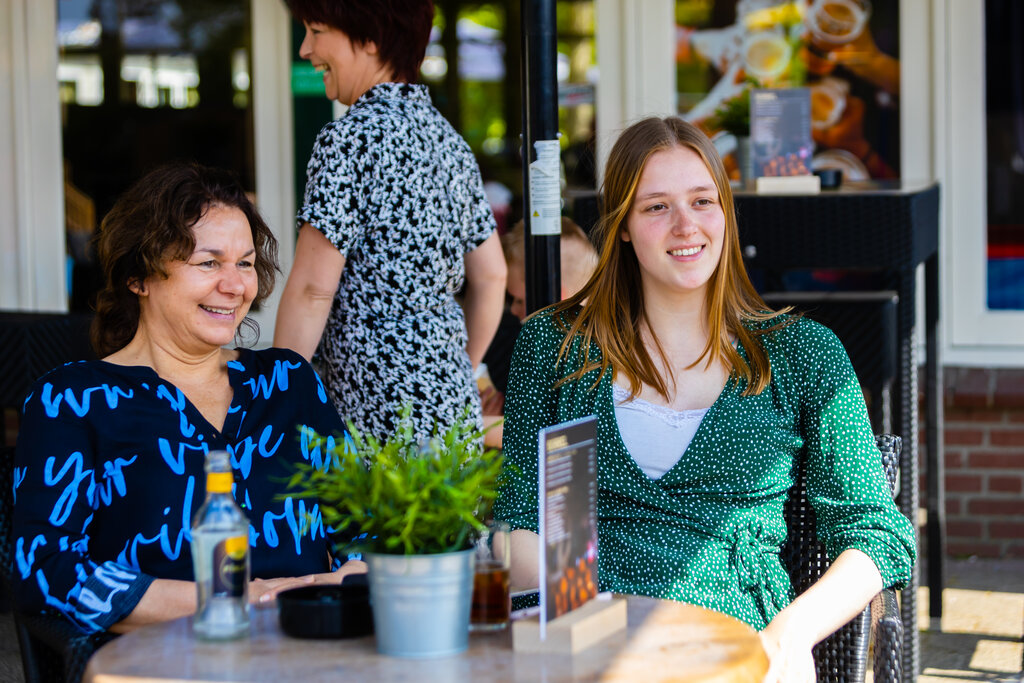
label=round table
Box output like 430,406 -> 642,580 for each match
84,595 -> 768,682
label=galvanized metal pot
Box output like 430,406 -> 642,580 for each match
365,549 -> 475,658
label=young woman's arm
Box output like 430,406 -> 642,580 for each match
759,549 -> 882,682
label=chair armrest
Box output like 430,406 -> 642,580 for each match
869,589 -> 904,683
16,608 -> 118,683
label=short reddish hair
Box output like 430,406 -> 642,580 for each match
285,0 -> 435,84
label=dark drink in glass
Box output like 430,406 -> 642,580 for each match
471,559 -> 510,630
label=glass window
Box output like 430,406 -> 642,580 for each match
673,0 -> 900,182
984,0 -> 1024,311
58,0 -> 254,311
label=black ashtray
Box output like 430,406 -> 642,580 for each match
814,168 -> 843,189
277,577 -> 373,639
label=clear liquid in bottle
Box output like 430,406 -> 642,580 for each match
191,450 -> 250,640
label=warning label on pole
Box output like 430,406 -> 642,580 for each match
528,139 -> 562,236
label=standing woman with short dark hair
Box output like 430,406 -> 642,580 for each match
275,0 -> 507,441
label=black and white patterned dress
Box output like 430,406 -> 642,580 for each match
299,82 -> 497,441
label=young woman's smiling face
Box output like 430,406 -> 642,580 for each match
622,144 -> 726,305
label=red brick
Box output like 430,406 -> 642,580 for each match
1007,410 -> 1024,424
989,521 -> 1024,539
944,407 -> 1003,423
945,368 -> 993,409
1007,544 -> 1024,558
946,520 -> 983,537
967,452 -> 1024,469
944,452 -> 965,469
989,429 -> 1024,447
946,474 -> 983,492
946,541 -> 1001,558
993,369 -> 1024,409
988,475 -> 1023,494
968,499 -> 1024,515
944,428 -> 985,446
946,499 -> 961,515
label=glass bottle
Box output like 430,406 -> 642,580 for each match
191,450 -> 250,639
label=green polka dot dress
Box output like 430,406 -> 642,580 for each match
493,310 -> 916,630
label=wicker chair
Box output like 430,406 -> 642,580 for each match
1,445 -> 116,683
781,434 -> 906,683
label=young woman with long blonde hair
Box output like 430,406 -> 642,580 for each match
494,117 -> 914,682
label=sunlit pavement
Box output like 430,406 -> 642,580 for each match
916,558 -> 1024,683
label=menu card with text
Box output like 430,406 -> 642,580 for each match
750,87 -> 814,177
538,416 -> 599,639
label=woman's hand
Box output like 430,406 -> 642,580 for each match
759,612 -> 817,683
250,559 -> 368,606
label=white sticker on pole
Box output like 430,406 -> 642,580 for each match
528,139 -> 562,236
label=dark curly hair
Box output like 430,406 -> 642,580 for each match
91,162 -> 279,357
284,0 -> 435,83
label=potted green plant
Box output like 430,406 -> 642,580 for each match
286,403 -> 503,658
709,89 -> 754,182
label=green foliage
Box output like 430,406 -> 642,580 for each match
286,403 -> 504,556
709,88 -> 752,138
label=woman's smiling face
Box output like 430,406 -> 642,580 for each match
135,205 -> 258,354
298,22 -> 385,105
621,144 -> 726,305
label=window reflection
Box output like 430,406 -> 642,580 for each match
56,0 -> 255,312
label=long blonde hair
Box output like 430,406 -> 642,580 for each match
549,116 -> 790,399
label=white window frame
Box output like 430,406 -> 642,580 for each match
1,0 -> 66,312
939,0 -> 1024,366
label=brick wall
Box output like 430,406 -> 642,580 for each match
928,367 -> 1024,558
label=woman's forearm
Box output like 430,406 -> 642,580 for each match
273,224 -> 346,360
463,233 -> 508,368
109,578 -> 195,633
763,548 -> 883,649
509,528 -> 540,592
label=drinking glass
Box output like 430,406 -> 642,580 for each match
470,520 -> 511,631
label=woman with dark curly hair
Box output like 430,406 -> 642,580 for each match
13,162 -> 364,636
274,0 -> 507,442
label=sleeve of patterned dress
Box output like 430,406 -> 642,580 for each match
492,314 -> 562,533
12,374 -> 156,634
790,319 -> 917,590
297,121 -> 368,256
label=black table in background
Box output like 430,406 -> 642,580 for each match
734,180 -> 942,680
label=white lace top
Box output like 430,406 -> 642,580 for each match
612,383 -> 709,479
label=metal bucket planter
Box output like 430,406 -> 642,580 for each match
365,548 -> 475,658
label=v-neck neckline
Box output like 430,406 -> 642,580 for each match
96,349 -> 247,438
605,340 -> 747,486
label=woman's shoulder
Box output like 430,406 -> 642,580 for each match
521,307 -> 581,342
232,347 -> 312,374
27,359 -> 141,392
757,313 -> 843,353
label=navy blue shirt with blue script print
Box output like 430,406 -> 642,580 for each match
12,348 -> 347,633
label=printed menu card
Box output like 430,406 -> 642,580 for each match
538,415 -> 599,639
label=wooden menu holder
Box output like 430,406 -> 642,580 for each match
511,597 -> 627,654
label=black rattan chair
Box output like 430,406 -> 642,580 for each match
781,434 -> 906,683
1,445 -> 116,683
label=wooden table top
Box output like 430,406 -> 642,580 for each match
84,595 -> 768,683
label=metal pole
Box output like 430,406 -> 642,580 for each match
521,0 -> 560,315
